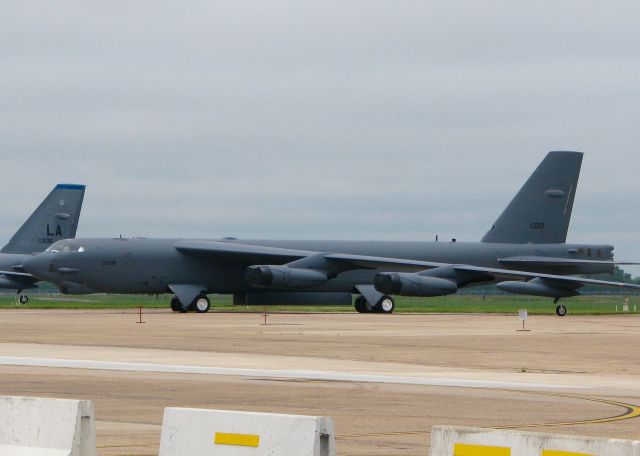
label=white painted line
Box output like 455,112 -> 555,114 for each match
0,356 -> 575,390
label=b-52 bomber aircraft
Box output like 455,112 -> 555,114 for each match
22,152 -> 639,316
0,184 -> 85,303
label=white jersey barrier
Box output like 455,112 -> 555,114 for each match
159,407 -> 335,456
0,396 -> 97,456
430,425 -> 640,455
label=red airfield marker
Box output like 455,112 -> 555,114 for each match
137,306 -> 146,324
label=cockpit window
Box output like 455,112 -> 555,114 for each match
45,243 -> 61,253
45,241 -> 85,253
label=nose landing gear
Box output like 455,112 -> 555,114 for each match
555,304 -> 567,317
553,297 -> 567,317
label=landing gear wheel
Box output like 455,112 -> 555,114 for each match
194,295 -> 211,313
18,295 -> 28,305
555,304 -> 567,317
374,295 -> 395,314
354,295 -> 368,313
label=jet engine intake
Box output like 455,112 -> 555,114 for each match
246,265 -> 328,289
374,272 -> 458,297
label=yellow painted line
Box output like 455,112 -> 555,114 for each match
454,443 -> 510,455
495,392 -> 640,429
214,432 -> 260,447
336,392 -> 640,441
337,429 -> 428,439
542,451 -> 593,456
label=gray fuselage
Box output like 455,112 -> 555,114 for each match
24,238 -> 615,295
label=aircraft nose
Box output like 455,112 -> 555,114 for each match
22,254 -> 52,277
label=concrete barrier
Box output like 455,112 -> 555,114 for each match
430,425 -> 640,455
159,407 -> 335,455
0,395 -> 97,456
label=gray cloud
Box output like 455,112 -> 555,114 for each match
1,1 -> 638,276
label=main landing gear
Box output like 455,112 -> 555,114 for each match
170,294 -> 211,313
18,294 -> 29,305
354,295 -> 395,314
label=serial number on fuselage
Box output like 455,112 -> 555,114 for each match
101,260 -> 117,266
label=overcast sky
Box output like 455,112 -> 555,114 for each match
1,1 -> 639,275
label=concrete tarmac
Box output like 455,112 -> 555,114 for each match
0,308 -> 639,455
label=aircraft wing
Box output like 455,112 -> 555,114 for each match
326,255 -> 640,291
0,270 -> 39,290
174,241 -> 448,270
174,240 -> 314,263
449,264 -> 640,291
174,240 -> 640,292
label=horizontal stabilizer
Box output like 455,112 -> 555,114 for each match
498,256 -> 639,275
498,256 -> 624,267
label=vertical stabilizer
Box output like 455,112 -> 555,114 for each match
481,151 -> 582,244
1,184 -> 86,253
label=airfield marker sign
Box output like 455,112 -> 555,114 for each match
517,309 -> 530,332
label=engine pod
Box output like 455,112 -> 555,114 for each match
375,272 -> 458,297
246,265 -> 328,289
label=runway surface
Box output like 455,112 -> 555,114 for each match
0,355 -> 575,389
0,308 -> 639,455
